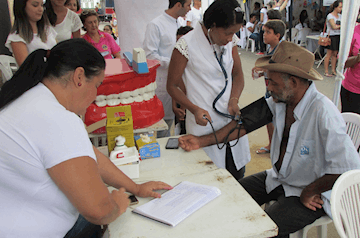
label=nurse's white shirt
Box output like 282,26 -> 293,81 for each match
143,12 -> 178,120
174,22 -> 251,169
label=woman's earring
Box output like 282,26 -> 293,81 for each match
78,83 -> 82,86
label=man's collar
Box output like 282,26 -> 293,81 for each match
293,82 -> 316,121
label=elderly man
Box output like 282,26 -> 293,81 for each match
179,41 -> 360,237
143,0 -> 191,138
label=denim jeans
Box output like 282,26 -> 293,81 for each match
249,33 -> 260,51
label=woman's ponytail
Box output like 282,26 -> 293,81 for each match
0,49 -> 48,110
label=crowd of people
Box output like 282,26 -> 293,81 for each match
1,0 -> 360,237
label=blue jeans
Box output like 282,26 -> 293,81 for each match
64,215 -> 102,238
249,33 -> 260,51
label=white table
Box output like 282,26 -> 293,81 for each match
306,34 -> 326,68
107,138 -> 278,238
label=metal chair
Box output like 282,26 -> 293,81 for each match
0,55 -> 17,83
331,169 -> 360,238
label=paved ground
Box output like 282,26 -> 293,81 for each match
238,47 -> 340,238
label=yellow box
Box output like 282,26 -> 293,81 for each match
106,106 -> 135,152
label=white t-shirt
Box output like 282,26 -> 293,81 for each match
186,6 -> 202,28
143,12 -> 178,120
326,13 -> 341,36
177,16 -> 187,28
245,22 -> 258,36
294,23 -> 309,41
5,26 -> 57,54
260,8 -> 268,25
0,83 -> 96,238
54,8 -> 83,42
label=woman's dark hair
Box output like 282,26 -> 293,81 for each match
299,10 -> 308,27
329,0 -> 342,13
169,0 -> 186,9
104,25 -> 117,40
203,0 -> 244,29
0,39 -> 105,110
80,10 -> 99,31
11,0 -> 50,43
65,0 -> 80,12
176,26 -> 193,36
267,9 -> 281,20
45,0 -> 57,26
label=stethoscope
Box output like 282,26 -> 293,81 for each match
205,28 -> 243,150
207,28 -> 241,123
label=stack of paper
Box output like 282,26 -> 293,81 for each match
132,181 -> 221,227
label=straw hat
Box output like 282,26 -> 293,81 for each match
255,41 -> 323,81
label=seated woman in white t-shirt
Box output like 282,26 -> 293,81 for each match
45,0 -> 83,42
5,0 -> 57,66
294,10 -> 309,43
0,39 -> 172,238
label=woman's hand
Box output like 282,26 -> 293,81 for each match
228,98 -> 240,116
173,103 -> 186,121
134,181 -> 173,198
194,107 -> 211,126
178,135 -> 201,151
111,187 -> 130,215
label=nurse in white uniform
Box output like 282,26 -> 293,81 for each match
167,0 -> 251,180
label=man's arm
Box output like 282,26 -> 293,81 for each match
143,23 -> 171,68
300,174 -> 340,211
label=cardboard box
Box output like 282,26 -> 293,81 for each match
110,147 -> 140,179
106,106 -> 135,153
134,133 -> 160,159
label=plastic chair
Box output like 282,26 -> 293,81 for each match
246,37 -> 255,53
0,55 -> 17,83
331,169 -> 360,238
342,112 -> 360,149
290,28 -> 299,43
296,28 -> 311,47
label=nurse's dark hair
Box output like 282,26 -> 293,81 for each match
0,39 -> 105,110
203,0 -> 244,29
169,0 -> 186,9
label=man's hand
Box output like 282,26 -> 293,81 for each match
111,187 -> 130,215
178,135 -> 201,151
134,181 -> 173,198
300,187 -> 324,211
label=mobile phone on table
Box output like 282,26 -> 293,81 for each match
165,138 -> 179,149
129,195 -> 139,205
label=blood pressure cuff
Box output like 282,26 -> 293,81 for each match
239,97 -> 273,134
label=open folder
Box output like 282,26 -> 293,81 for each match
132,181 -> 221,227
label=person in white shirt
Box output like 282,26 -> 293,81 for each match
5,0 -> 57,66
45,0 -> 83,42
178,41 -> 360,237
324,0 -> 342,77
143,0 -> 191,138
177,16 -> 187,28
0,39 -> 172,238
246,13 -> 260,52
167,0 -> 251,180
186,0 -> 202,28
294,10 -> 309,43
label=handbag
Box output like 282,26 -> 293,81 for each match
318,22 -> 331,46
